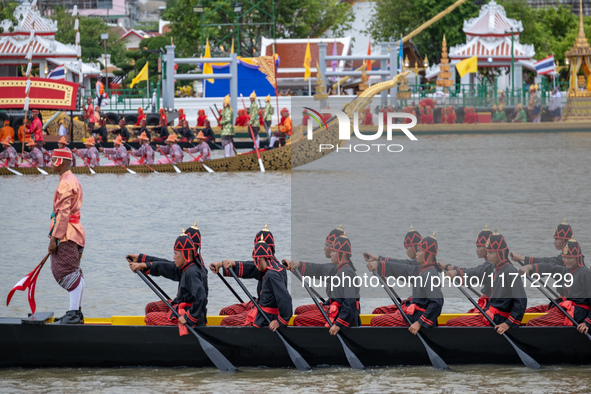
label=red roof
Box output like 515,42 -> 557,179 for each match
453,39 -> 529,59
261,38 -> 350,79
0,2 -> 57,36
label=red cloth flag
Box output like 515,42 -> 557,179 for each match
366,40 -> 372,71
6,253 -> 50,314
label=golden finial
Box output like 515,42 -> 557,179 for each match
338,224 -> 343,230
562,218 -> 568,225
258,234 -> 265,243
484,224 -> 489,231
410,224 -> 414,231
493,227 -> 499,235
341,231 -> 348,238
432,231 -> 437,239
191,221 -> 198,229
569,236 -> 577,242
263,223 -> 268,231
181,228 -> 186,235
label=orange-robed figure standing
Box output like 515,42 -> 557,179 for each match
49,149 -> 86,324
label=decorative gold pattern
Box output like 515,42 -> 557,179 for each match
0,79 -> 74,109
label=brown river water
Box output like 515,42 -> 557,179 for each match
1,132 -> 591,392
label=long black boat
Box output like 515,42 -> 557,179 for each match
1,313 -> 590,368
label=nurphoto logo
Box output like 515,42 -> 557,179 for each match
303,107 -> 418,153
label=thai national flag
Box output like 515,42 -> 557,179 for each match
534,55 -> 556,76
47,64 -> 65,80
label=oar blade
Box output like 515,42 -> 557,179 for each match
127,167 -> 137,175
203,164 -> 214,173
89,167 -> 96,175
417,333 -> 448,370
194,330 -> 238,372
258,158 -> 265,173
279,333 -> 311,371
338,335 -> 365,370
7,167 -> 23,176
38,167 -> 49,175
506,335 -> 541,369
173,165 -> 181,173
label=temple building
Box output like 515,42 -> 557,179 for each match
448,0 -> 536,91
0,1 -> 100,90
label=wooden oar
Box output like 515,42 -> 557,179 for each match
521,271 -> 591,341
19,154 -> 48,175
156,145 -> 181,173
124,143 -> 159,173
227,267 -> 311,371
455,285 -> 541,369
135,270 -> 237,372
372,272 -> 449,370
511,256 -> 561,299
213,271 -> 244,303
4,166 -> 23,176
184,149 -> 214,173
98,143 -> 136,174
288,264 -> 364,370
74,150 -> 96,175
240,94 -> 265,172
106,156 -> 136,174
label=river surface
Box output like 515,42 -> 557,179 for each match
1,132 -> 591,392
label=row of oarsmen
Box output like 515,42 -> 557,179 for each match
125,220 -> 591,337
0,133 -> 211,169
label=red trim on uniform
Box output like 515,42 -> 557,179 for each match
420,315 -> 433,326
181,262 -> 195,272
507,315 -> 520,325
528,257 -> 533,265
278,315 -> 288,325
239,261 -> 243,277
300,262 -> 307,276
185,312 -> 198,323
336,318 -> 350,327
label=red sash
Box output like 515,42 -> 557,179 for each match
325,301 -> 343,328
246,305 -> 280,327
477,295 -> 489,309
68,212 -> 80,224
560,300 -> 591,326
485,306 -> 510,322
403,303 -> 426,315
177,302 -> 193,336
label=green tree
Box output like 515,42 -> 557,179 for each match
366,0 -> 585,68
163,0 -> 353,57
365,0 -> 482,66
50,7 -> 126,65
116,35 -> 173,88
0,1 -> 18,34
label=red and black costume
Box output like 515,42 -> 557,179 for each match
294,226 -> 345,315
527,239 -> 591,328
372,226 -> 422,315
523,220 -> 573,313
450,226 -> 493,313
447,232 -> 527,328
140,234 -> 208,328
293,235 -> 361,329
221,238 -> 292,328
371,234 -> 443,328
219,226 -> 275,316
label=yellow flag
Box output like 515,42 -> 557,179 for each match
130,62 -> 148,88
203,39 -> 214,84
303,41 -> 312,81
455,56 -> 478,78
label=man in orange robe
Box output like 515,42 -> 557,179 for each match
49,149 -> 86,324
